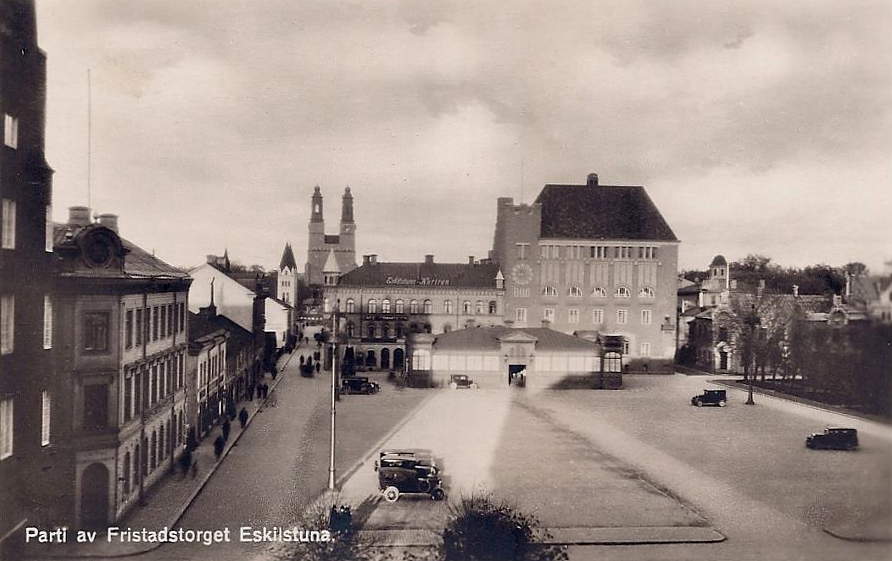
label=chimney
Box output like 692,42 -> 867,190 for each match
98,213 -> 118,233
68,206 -> 91,227
362,255 -> 370,265
369,254 -> 378,265
424,254 -> 434,265
468,256 -> 474,265
541,318 -> 552,328
586,173 -> 599,187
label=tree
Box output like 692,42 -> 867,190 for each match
844,262 -> 868,276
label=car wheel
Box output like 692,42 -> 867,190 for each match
431,488 -> 445,501
470,383 -> 478,389
383,486 -> 400,503
718,400 -> 727,407
449,382 -> 458,390
695,399 -> 703,407
417,479 -> 432,493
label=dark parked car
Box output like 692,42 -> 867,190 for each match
341,376 -> 380,395
806,427 -> 859,450
691,389 -> 727,407
449,374 -> 478,390
374,449 -> 445,502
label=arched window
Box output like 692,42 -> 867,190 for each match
462,301 -> 472,314
346,322 -> 355,337
592,287 -> 607,298
615,286 -> 631,298
444,300 -> 453,314
367,324 -> 376,339
381,325 -> 390,339
410,300 -> 419,314
346,299 -> 355,313
395,299 -> 404,313
542,286 -> 558,297
638,287 -> 655,299
568,286 -> 583,297
475,301 -> 485,314
367,299 -> 377,313
395,324 -> 404,338
382,299 -> 391,313
488,301 -> 497,314
423,300 -> 432,314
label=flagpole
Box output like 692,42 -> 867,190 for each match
328,300 -> 338,490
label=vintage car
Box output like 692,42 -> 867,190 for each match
806,427 -> 859,450
449,374 -> 478,390
691,389 -> 727,407
375,449 -> 445,502
341,376 -> 380,395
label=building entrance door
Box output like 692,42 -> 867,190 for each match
80,463 -> 109,529
508,364 -> 526,387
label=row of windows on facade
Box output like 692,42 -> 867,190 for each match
120,411 -> 186,498
0,294 -> 53,355
514,308 -> 660,326
121,351 -> 187,425
122,303 -> 187,351
0,200 -> 54,252
331,298 -> 499,315
0,392 -> 51,461
520,286 -> 656,299
518,243 -> 660,260
3,113 -> 18,149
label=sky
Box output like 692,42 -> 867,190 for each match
35,0 -> 892,274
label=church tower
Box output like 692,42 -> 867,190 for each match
338,187 -> 356,273
305,186 -> 357,287
277,242 -> 298,306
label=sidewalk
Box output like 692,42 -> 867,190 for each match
24,346 -> 302,560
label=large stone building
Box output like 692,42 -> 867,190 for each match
491,173 -> 679,369
52,209 -> 192,529
305,186 -> 357,288
325,254 -> 505,371
0,1 -> 57,555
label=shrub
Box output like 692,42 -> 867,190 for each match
273,496 -> 378,561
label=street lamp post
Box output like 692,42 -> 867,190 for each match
744,308 -> 760,405
328,301 -> 339,490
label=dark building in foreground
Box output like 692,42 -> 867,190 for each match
0,1 -> 56,556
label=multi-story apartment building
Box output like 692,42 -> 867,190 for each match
0,1 -> 57,556
492,173 -> 679,369
53,209 -> 191,528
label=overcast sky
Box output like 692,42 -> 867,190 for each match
35,0 -> 891,274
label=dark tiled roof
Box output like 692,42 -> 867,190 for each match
710,255 -> 728,267
189,310 -> 253,347
337,262 -> 501,289
53,223 -> 188,279
431,326 -> 599,352
534,184 -> 678,242
279,243 -> 297,271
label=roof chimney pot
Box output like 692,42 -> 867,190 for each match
587,173 -> 599,186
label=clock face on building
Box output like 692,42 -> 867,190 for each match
511,263 -> 534,285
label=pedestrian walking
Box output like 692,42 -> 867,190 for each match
190,459 -> 198,479
256,385 -> 262,400
238,407 -> 248,429
214,436 -> 225,461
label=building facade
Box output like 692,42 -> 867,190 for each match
0,1 -> 57,555
277,242 -> 299,307
491,173 -> 679,369
305,186 -> 356,288
52,209 -> 191,529
325,254 -> 505,371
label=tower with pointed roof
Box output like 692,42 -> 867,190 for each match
277,242 -> 299,306
305,186 -> 357,288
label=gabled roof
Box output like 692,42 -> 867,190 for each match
337,261 -> 501,289
431,326 -> 598,352
189,310 -> 253,348
279,243 -> 297,271
534,183 -> 678,242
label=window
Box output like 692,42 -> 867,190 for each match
475,301 -> 485,315
592,287 -> 607,298
542,286 -> 558,297
568,286 -> 582,297
423,300 -> 432,314
124,375 -> 133,422
3,114 -> 18,148
640,342 -> 651,356
622,339 -> 630,355
515,308 -> 527,324
367,324 -> 376,339
152,307 -> 159,341
1,199 -> 15,249
617,310 -> 628,324
160,306 -> 167,338
46,205 -> 53,252
167,304 -> 174,336
41,391 -> 51,446
444,300 -> 453,314
412,349 -> 431,370
592,309 -> 604,324
124,309 -> 134,349
178,303 -> 185,333
1,398 -> 12,459
84,312 -> 110,352
367,299 -> 377,314
410,300 -> 418,314
395,299 -> 404,313
83,384 -> 109,428
346,299 -> 355,313
136,308 -> 143,346
516,243 -> 529,259
641,309 -> 652,325
568,309 -> 579,324
543,308 -> 554,322
43,296 -> 53,349
1,294 -> 14,354
488,301 -> 497,314
513,286 -> 530,298
615,286 -> 631,298
639,287 -> 655,299
382,299 -> 391,313
462,301 -> 471,314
